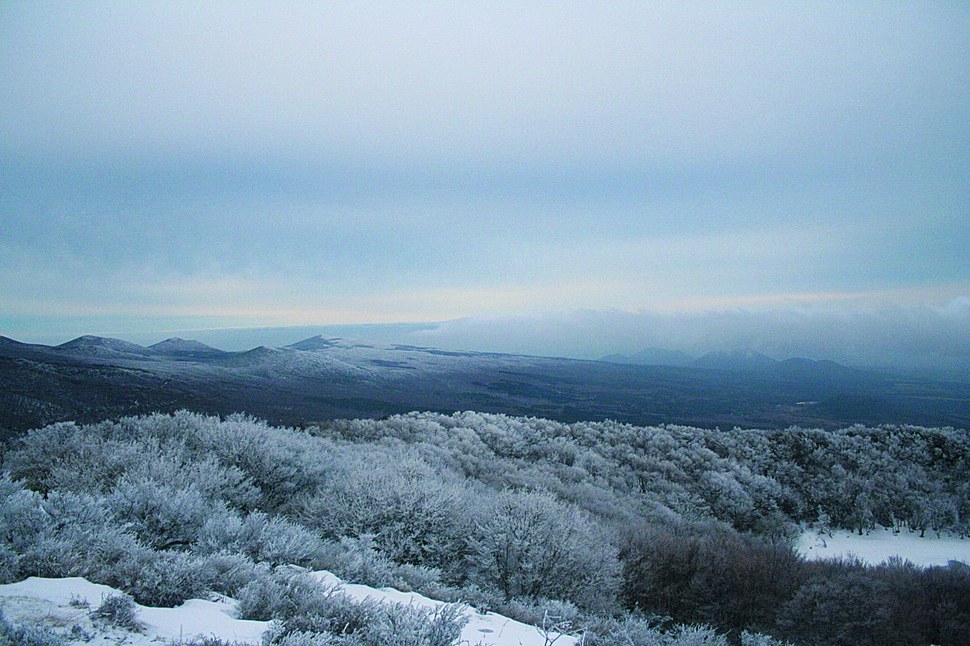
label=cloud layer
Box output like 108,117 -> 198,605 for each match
406,299 -> 970,377
0,2 -> 968,374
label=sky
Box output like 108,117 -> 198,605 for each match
1,2 -> 968,374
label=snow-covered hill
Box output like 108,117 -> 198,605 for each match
149,337 -> 227,358
56,335 -> 155,358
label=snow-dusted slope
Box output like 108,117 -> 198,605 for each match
149,337 -> 226,357
0,572 -> 576,646
56,335 -> 154,358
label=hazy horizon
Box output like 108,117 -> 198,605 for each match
6,296 -> 969,381
2,2 -> 968,377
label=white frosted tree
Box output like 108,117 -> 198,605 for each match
467,489 -> 619,612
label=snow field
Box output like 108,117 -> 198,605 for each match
797,527 -> 970,567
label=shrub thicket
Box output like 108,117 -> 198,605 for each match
1,411 -> 969,645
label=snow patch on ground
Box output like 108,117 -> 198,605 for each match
0,572 -> 577,646
313,571 -> 577,646
0,576 -> 265,645
798,527 -> 970,567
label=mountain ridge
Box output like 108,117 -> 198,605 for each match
57,334 -> 154,357
149,337 -> 226,356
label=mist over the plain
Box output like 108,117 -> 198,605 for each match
101,298 -> 967,381
406,300 -> 970,378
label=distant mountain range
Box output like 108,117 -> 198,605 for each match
1,334 -> 968,440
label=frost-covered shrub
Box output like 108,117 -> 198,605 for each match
496,596 -> 579,630
179,413 -> 328,509
127,453 -> 262,512
16,537 -> 78,578
297,451 -> 473,574
322,536 -> 398,589
193,552 -> 268,597
263,593 -> 382,643
129,550 -> 212,607
582,614 -> 669,646
386,562 -> 456,600
236,570 -> 288,621
237,569 -> 341,622
41,491 -> 113,538
0,486 -> 51,551
357,602 -> 466,646
92,547 -> 209,607
0,543 -> 18,583
1,488 -> 149,582
739,631 -> 796,646
263,595 -> 466,646
698,469 -> 788,535
91,593 -> 143,632
239,569 -> 453,646
467,489 -> 620,612
6,411 -> 970,646
0,609 -> 67,646
200,511 -> 329,567
2,422 -> 85,494
304,536 -> 458,601
2,411 -> 330,511
60,525 -> 144,584
267,631 -> 351,646
3,422 -> 143,495
585,619 -> 730,646
238,566 -> 465,646
107,478 -> 227,550
0,475 -> 20,501
664,625 -> 729,646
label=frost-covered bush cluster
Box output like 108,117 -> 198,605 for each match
0,608 -> 66,646
320,412 -> 970,537
90,593 -> 142,632
1,410 -> 969,645
232,568 -> 466,646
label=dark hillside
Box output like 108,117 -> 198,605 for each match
1,335 -> 968,440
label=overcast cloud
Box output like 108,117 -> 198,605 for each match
0,2 -> 968,375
